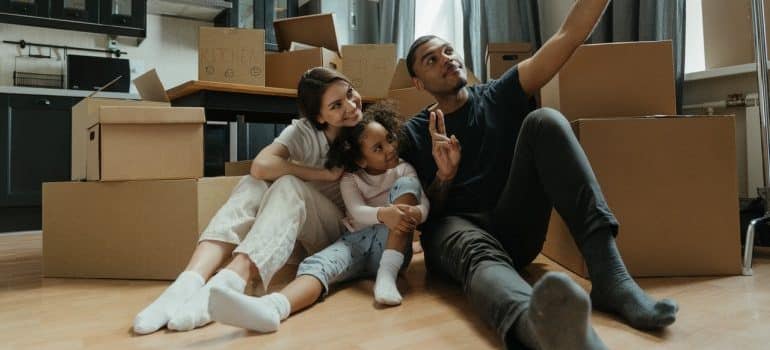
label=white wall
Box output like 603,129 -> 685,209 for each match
0,14 -> 211,92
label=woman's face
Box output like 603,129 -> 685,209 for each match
357,121 -> 399,174
317,80 -> 363,129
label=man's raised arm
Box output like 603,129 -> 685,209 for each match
518,0 -> 610,95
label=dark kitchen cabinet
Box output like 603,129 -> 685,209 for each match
0,94 -> 78,233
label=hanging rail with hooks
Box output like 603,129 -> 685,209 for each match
2,40 -> 127,58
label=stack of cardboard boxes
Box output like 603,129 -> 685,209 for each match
540,41 -> 743,277
43,70 -> 242,280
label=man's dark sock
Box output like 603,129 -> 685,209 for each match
580,231 -> 679,330
508,272 -> 607,350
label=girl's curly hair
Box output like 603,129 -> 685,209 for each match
325,101 -> 405,172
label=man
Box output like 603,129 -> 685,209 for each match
400,1 -> 678,349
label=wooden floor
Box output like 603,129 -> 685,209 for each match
1,231 -> 769,349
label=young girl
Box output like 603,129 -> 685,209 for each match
132,67 -> 363,334
208,102 -> 429,332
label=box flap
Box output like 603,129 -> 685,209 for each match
133,69 -> 170,103
290,41 -> 317,51
274,13 -> 339,53
97,106 -> 206,125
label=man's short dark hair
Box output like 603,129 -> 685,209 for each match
406,35 -> 440,78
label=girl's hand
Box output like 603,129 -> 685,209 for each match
378,205 -> 417,234
395,204 -> 422,224
320,167 -> 344,182
429,109 -> 461,181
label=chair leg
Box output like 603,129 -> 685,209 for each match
743,215 -> 770,275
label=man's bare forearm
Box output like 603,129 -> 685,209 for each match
559,0 -> 610,44
427,175 -> 453,218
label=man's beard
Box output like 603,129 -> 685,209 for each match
452,78 -> 468,93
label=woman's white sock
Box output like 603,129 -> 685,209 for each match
133,271 -> 205,335
209,289 -> 290,332
167,268 -> 246,331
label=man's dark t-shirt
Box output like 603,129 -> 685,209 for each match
401,66 -> 536,215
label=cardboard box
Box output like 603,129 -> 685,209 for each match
225,160 -> 252,176
42,177 -> 242,280
702,0 -> 770,69
267,14 -> 342,89
387,59 -> 436,118
341,44 -> 397,98
71,69 -> 171,180
199,27 -> 266,86
86,106 -> 205,181
266,47 -> 340,89
486,42 -> 533,80
540,41 -> 676,121
543,116 -> 742,277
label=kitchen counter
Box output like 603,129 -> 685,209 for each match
0,86 -> 140,100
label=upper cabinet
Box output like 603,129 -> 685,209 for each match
0,0 -> 146,41
100,0 -> 145,27
51,0 -> 99,23
0,0 -> 50,16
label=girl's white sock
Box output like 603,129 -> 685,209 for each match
374,249 -> 405,306
209,289 -> 290,332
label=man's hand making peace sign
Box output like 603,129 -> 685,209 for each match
429,109 -> 461,182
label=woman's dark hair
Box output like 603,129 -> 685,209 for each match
325,101 -> 404,172
297,67 -> 353,130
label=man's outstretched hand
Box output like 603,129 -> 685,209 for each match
429,109 -> 461,182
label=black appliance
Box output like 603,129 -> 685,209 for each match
67,54 -> 130,92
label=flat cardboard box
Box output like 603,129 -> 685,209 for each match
702,0 -> 769,68
86,106 -> 205,181
266,47 -> 340,89
71,69 -> 170,180
540,41 -> 676,121
199,27 -> 266,86
225,160 -> 252,176
273,13 -> 340,53
42,177 -> 243,280
341,44 -> 397,98
486,42 -> 533,80
543,116 -> 742,277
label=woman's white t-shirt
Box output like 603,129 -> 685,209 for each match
273,118 -> 344,211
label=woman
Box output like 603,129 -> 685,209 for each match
133,67 -> 364,334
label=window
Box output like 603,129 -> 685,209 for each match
414,0 -> 464,58
685,0 -> 705,73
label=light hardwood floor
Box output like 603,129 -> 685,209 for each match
1,231 -> 768,349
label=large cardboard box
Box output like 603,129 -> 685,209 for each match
341,44 -> 397,98
543,116 -> 742,277
225,160 -> 252,176
71,69 -> 170,180
86,106 -> 205,181
42,177 -> 243,280
199,27 -> 266,86
702,0 -> 769,69
268,14 -> 342,89
540,41 -> 676,121
387,59 -> 436,118
486,42 -> 533,80
266,47 -> 340,89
